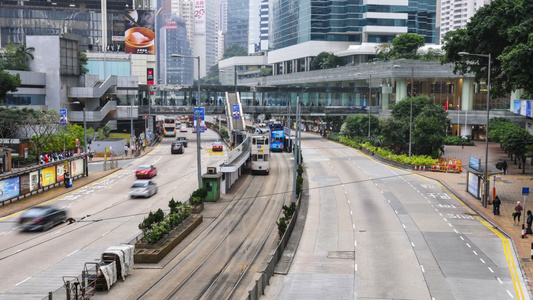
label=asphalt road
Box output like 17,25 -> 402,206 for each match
0,130 -> 228,299
264,133 -> 529,300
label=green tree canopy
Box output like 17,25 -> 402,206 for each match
0,70 -> 21,104
79,51 -> 89,75
383,95 -> 448,155
441,0 -> 533,97
340,114 -> 381,137
223,44 -> 247,59
392,33 -> 425,59
501,126 -> 533,174
311,52 -> 341,70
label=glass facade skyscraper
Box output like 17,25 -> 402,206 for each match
269,0 -> 436,50
225,0 -> 249,50
0,0 -> 132,50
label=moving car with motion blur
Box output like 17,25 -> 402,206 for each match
135,164 -> 157,179
129,180 -> 158,198
212,141 -> 223,152
179,125 -> 188,132
18,206 -> 67,231
171,141 -> 184,154
176,136 -> 188,147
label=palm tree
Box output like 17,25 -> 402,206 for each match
16,44 -> 35,64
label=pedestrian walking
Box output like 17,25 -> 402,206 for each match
502,160 -> 508,175
124,144 -> 129,157
513,201 -> 523,225
527,210 -> 533,234
493,196 -> 501,216
439,145 -> 445,157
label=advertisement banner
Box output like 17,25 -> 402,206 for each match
41,166 -> 57,187
56,164 -> 66,182
521,100 -> 527,117
60,109 -> 67,125
232,104 -> 240,119
125,10 -> 156,55
30,171 -> 39,191
20,174 -> 30,194
469,156 -> 480,171
467,172 -> 480,199
72,159 -> 84,177
194,0 -> 206,34
528,101 -> 532,118
0,177 -> 20,203
513,100 -> 521,114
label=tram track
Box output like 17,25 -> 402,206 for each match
137,152 -> 293,300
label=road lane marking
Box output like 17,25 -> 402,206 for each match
507,290 -> 514,298
480,258 -> 486,263
420,265 -> 425,273
16,277 -> 31,286
466,243 -> 471,248
411,242 -> 415,247
102,230 -> 110,237
67,249 -> 79,257
498,277 -> 503,284
488,267 -> 494,273
473,250 -> 478,255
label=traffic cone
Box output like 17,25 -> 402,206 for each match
414,165 -> 418,171
423,165 -> 426,171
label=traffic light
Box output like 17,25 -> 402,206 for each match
147,68 -> 154,85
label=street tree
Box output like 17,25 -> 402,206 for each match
20,110 -> 61,156
392,33 -> 425,59
441,0 -> 533,97
0,71 -> 21,104
311,52 -> 340,70
223,44 -> 247,59
16,44 -> 35,64
412,105 -> 448,155
501,126 -> 533,174
488,117 -> 514,144
381,118 -> 409,153
340,114 -> 381,137
0,107 -> 34,146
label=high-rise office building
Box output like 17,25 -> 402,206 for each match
159,14 -> 193,85
268,0 -> 437,74
259,0 -> 269,52
193,0 -> 217,77
270,0 -> 437,50
439,0 -> 492,44
0,0 -> 133,50
225,0 -> 249,51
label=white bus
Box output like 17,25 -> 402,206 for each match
163,117 -> 177,137
251,127 -> 270,175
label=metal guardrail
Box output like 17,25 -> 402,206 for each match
246,192 -> 301,300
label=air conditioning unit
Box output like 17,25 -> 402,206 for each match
207,167 -> 217,174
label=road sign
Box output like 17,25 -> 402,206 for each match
193,107 -> 206,133
523,187 -> 530,196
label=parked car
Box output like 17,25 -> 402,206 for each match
135,164 -> 157,179
18,206 -> 67,231
212,141 -> 223,152
129,180 -> 158,198
171,141 -> 184,154
176,136 -> 188,147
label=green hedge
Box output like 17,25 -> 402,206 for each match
337,137 -> 437,167
139,202 -> 192,244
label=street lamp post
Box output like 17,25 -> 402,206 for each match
171,54 -> 202,189
459,51 -> 491,208
72,101 -> 88,176
409,67 -> 414,157
368,74 -> 371,137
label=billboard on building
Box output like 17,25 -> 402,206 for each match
125,10 -> 156,55
165,19 -> 178,30
194,0 -> 206,34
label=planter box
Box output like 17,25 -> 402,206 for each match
191,203 -> 204,214
134,214 -> 203,263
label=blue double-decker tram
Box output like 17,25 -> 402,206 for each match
268,123 -> 284,152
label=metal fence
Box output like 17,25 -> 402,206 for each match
246,192 -> 302,300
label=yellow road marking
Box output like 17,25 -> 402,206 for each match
337,141 -> 526,299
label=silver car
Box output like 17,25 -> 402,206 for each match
129,180 -> 158,198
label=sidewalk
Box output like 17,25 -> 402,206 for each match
0,145 -> 157,219
420,142 -> 533,293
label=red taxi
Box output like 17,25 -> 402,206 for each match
135,164 -> 157,179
